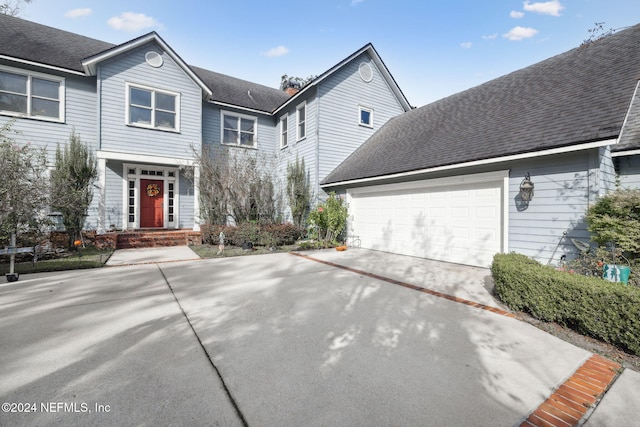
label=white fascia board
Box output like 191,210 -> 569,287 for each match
612,149 -> 640,157
207,100 -> 273,116
617,80 -> 640,146
82,33 -> 212,98
97,150 -> 195,166
322,138 -> 616,188
0,55 -> 85,76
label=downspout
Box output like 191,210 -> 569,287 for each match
315,91 -> 320,202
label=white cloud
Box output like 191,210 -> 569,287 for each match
482,34 -> 498,40
460,42 -> 472,49
107,12 -> 160,32
510,10 -> 525,18
65,8 -> 91,18
262,45 -> 290,58
351,0 -> 365,5
523,0 -> 564,16
503,26 -> 538,41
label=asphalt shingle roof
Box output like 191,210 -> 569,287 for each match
0,14 -> 289,113
322,23 -> 640,185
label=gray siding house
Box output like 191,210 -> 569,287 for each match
323,23 -> 640,268
0,14 -> 410,234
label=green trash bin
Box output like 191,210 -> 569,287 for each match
603,264 -> 631,285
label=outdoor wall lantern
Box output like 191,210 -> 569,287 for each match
519,172 -> 535,202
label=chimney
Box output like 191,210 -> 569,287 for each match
284,78 -> 301,96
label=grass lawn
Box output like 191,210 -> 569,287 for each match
0,247 -> 115,276
190,244 -> 301,258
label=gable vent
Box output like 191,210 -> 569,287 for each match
359,62 -> 373,82
145,51 -> 163,68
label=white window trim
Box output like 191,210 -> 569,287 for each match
122,163 -> 179,230
358,105 -> 374,128
0,64 -> 65,123
296,101 -> 306,141
280,114 -> 288,149
220,110 -> 258,149
125,82 -> 180,132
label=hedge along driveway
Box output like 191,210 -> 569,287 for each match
491,253 -> 640,355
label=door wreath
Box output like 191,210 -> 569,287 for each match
146,183 -> 160,197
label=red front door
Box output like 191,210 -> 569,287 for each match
140,179 -> 164,228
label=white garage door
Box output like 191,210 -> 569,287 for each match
348,174 -> 505,267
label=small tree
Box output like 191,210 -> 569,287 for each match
286,155 -> 311,227
586,188 -> 640,259
186,144 -> 283,226
308,192 -> 348,244
0,121 -> 50,246
51,131 -> 97,247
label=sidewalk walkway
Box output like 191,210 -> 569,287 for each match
106,246 -> 201,266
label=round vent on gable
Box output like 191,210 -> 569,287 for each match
359,62 -> 373,82
145,51 -> 163,68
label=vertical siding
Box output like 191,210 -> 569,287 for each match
99,42 -> 202,159
508,151 -> 598,265
617,155 -> 640,189
317,53 -> 406,191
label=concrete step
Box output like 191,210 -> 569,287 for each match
116,231 -> 202,249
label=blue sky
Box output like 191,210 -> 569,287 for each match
16,0 -> 640,107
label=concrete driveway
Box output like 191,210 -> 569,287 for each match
1,248 -> 638,426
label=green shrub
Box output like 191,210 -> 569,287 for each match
308,192 -> 348,244
200,223 -> 303,247
586,189 -> 640,259
492,252 -> 640,355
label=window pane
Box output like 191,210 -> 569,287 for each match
130,88 -> 151,107
130,106 -> 151,124
32,78 -> 59,99
223,115 -> 237,130
298,122 -> 306,139
240,132 -> 254,146
360,109 -> 371,125
240,118 -> 254,133
298,106 -> 305,120
223,129 -> 238,144
32,98 -> 59,118
0,71 -> 27,94
156,92 -> 175,112
155,110 -> 175,129
0,93 -> 27,113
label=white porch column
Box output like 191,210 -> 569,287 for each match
97,157 -> 107,234
193,164 -> 200,231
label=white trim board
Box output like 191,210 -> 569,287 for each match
322,139 -> 616,188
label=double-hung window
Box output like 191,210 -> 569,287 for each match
296,102 -> 306,141
0,67 -> 64,121
280,115 -> 288,148
127,84 -> 179,131
221,111 -> 257,148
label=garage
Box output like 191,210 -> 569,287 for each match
347,172 -> 507,267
